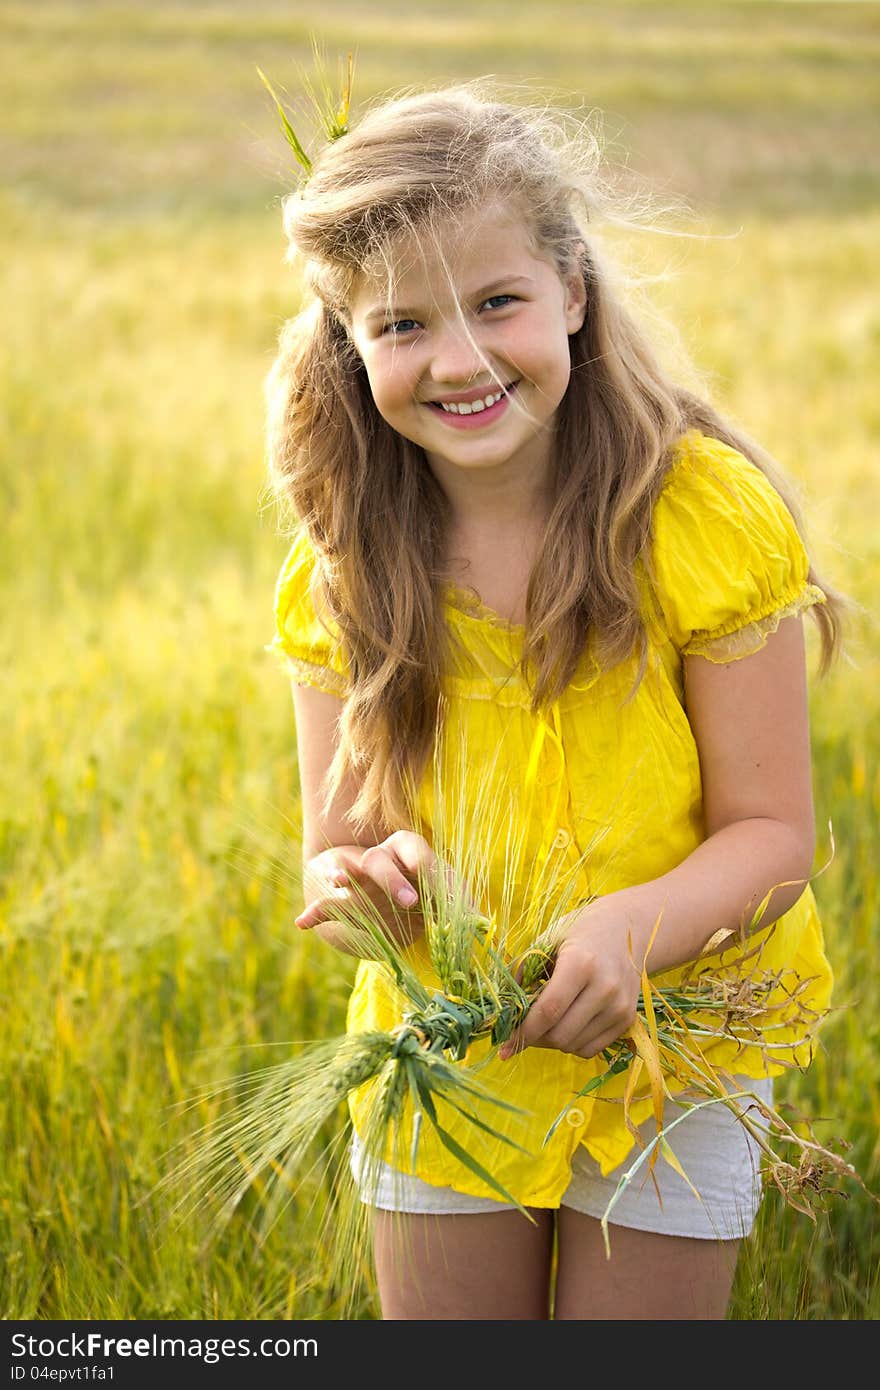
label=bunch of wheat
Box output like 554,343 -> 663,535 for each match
154,733 -> 865,1313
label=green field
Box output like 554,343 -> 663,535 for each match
2,1 -> 878,1319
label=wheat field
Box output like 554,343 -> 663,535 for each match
2,1 -> 878,1319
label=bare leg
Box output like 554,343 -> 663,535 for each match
372,1207 -> 555,1319
554,1207 -> 740,1320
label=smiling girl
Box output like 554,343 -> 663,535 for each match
265,84 -> 845,1320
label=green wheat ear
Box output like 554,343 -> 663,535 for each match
258,47 -> 356,179
257,66 -> 312,176
313,48 -> 355,142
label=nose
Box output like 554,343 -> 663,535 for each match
428,319 -> 486,385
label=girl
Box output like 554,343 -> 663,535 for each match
265,83 -> 845,1320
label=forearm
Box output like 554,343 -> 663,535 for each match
606,817 -> 816,977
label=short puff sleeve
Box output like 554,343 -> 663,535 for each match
650,434 -> 827,662
267,530 -> 350,696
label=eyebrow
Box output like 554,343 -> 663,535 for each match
363,274 -> 534,323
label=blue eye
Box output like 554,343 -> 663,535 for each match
383,319 -> 419,336
483,295 -> 515,310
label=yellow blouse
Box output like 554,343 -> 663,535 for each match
270,431 -> 832,1206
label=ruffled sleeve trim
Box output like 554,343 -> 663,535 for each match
683,582 -> 827,662
267,649 -> 350,697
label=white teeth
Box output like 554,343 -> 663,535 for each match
439,389 -> 506,415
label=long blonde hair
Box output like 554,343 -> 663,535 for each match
265,82 -> 846,833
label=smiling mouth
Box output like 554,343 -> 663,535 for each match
426,382 -> 519,418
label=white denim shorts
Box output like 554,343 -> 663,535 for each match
350,1075 -> 774,1241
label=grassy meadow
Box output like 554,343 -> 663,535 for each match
2,0 -> 879,1319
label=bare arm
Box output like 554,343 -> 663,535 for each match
291,680 -> 382,864
611,609 -> 817,974
503,614 -> 819,1059
289,680 -> 438,955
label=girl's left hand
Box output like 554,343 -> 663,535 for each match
498,897 -> 656,1061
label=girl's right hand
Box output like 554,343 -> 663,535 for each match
296,831 -> 456,948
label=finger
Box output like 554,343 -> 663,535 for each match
303,848 -> 360,897
384,832 -> 470,899
294,887 -> 350,929
583,1013 -> 636,1059
382,831 -> 437,864
522,984 -> 605,1057
499,965 -> 587,1058
567,1007 -> 635,1060
507,1009 -> 615,1059
358,845 -> 420,908
384,834 -> 481,917
381,832 -> 444,890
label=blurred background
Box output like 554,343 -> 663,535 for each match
2,0 -> 878,1318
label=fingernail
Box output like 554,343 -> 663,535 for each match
498,1045 -> 510,1061
397,886 -> 418,906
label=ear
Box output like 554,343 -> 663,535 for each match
331,306 -> 363,361
332,304 -> 354,336
563,263 -> 588,336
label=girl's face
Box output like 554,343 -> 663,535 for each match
348,204 -> 587,484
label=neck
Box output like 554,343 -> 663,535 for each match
427,444 -> 555,531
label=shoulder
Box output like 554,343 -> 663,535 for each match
273,527 -> 339,636
654,429 -> 794,532
269,528 -> 349,693
647,430 -> 825,656
274,527 -> 319,607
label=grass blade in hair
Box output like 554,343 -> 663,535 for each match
257,67 -> 313,177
